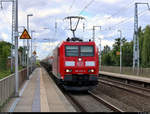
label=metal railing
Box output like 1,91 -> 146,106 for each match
0,74 -> 15,108
0,66 -> 34,109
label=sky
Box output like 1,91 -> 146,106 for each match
0,0 -> 150,60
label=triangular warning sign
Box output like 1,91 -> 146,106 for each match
20,29 -> 31,39
33,51 -> 36,55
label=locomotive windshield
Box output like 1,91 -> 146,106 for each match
80,46 -> 94,56
65,45 -> 79,56
65,45 -> 94,57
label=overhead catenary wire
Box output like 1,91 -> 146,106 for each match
99,9 -> 150,43
69,0 -> 76,12
107,9 -> 150,30
104,1 -> 150,30
106,0 -> 135,20
78,0 -> 136,32
88,0 -> 135,32
79,0 -> 95,15
0,4 -> 12,26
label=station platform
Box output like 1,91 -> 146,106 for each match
3,67 -> 76,112
99,71 -> 150,83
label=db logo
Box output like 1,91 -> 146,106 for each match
77,62 -> 84,66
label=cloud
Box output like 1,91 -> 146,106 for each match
101,39 -> 114,48
0,0 -> 150,60
95,0 -> 120,4
26,8 -> 62,18
1,33 -> 9,41
35,41 -> 60,60
95,35 -> 114,48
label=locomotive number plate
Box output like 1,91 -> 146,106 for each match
77,62 -> 84,66
75,70 -> 86,72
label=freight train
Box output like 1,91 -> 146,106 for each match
51,37 -> 99,91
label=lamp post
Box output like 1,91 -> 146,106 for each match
98,37 -> 102,71
31,30 -> 35,71
118,30 -> 122,74
27,14 -> 33,80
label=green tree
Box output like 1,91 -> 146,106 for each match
112,38 -> 127,66
122,41 -> 133,66
103,45 -> 110,54
18,46 -> 23,53
142,25 -> 150,67
0,41 -> 11,70
102,53 -> 112,65
101,45 -> 113,65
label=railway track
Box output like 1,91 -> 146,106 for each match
92,77 -> 150,112
98,77 -> 150,98
41,63 -> 121,112
66,91 -> 123,112
41,64 -> 150,111
88,91 -> 123,112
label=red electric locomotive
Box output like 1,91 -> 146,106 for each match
52,38 -> 99,90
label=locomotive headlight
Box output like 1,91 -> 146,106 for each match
66,69 -> 72,72
66,69 -> 70,72
88,69 -> 94,73
85,61 -> 95,66
91,69 -> 94,72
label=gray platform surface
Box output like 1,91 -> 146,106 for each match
7,67 -> 76,112
99,71 -> 150,83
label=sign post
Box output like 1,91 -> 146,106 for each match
32,50 -> 36,69
20,29 -> 31,80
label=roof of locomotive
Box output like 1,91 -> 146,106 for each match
57,41 -> 96,48
52,40 -> 98,54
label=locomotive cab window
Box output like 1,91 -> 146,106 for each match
80,46 -> 94,56
65,45 -> 79,56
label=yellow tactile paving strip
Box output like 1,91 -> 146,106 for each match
9,68 -> 75,112
41,68 -> 76,112
40,68 -> 49,112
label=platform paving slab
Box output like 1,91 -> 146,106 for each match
14,68 -> 40,112
1,69 -> 36,112
41,68 -> 76,112
3,67 -> 76,112
99,71 -> 150,83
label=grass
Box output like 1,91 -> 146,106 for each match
0,66 -> 23,80
36,60 -> 41,67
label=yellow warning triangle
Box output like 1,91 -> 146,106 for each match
20,29 -> 31,39
33,50 -> 36,55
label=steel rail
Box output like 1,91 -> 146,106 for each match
66,93 -> 87,112
99,77 -> 150,92
88,91 -> 124,112
98,78 -> 150,98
